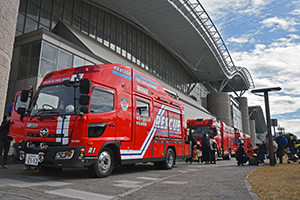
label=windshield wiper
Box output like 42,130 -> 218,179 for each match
30,109 -> 60,120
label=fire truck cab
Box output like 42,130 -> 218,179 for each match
234,132 -> 251,152
9,64 -> 190,177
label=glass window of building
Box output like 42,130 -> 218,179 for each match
58,49 -> 72,69
40,59 -> 56,76
73,55 -> 84,67
15,0 -> 204,103
18,41 -> 41,79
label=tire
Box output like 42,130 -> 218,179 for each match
224,150 -> 231,160
156,148 -> 175,170
88,147 -> 114,178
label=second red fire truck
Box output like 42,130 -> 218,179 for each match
186,119 -> 235,159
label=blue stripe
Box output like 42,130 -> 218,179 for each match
112,70 -> 131,80
60,117 -> 65,143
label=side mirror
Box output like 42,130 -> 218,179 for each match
79,95 -> 90,105
80,79 -> 91,94
211,127 -> 217,137
20,90 -> 28,102
80,107 -> 89,113
63,80 -> 73,87
17,107 -> 26,115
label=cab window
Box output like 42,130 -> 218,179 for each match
136,99 -> 149,117
90,87 -> 114,113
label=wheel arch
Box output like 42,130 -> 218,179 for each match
99,141 -> 121,167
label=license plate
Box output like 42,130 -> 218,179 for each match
25,154 -> 39,166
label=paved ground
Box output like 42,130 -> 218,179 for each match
0,158 -> 260,200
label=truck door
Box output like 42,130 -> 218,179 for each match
9,92 -> 31,143
86,86 -> 116,156
133,96 -> 152,159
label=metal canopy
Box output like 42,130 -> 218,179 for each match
90,0 -> 255,93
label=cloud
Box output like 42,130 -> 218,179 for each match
228,36 -> 249,43
232,36 -> 300,138
290,9 -> 300,15
276,118 -> 300,138
198,0 -> 300,137
260,17 -> 298,32
199,0 -> 274,19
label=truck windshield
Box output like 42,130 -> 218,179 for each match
190,126 -> 211,139
235,137 -> 243,145
29,84 -> 81,117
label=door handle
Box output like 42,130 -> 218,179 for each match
147,128 -> 151,131
109,123 -> 115,127
10,121 -> 15,124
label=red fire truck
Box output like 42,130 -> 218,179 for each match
234,132 -> 251,152
186,119 -> 235,159
9,64 -> 190,177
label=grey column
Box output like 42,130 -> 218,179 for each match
249,119 -> 256,145
207,93 -> 232,126
0,0 -> 19,117
236,97 -> 250,134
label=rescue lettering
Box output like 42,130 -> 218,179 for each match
155,114 -> 180,131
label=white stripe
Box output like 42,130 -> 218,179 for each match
56,116 -> 70,144
45,189 -> 113,200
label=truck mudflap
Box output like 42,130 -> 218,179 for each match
13,141 -> 85,168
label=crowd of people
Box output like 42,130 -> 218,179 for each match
186,132 -> 299,167
187,134 -> 218,165
236,132 -> 299,166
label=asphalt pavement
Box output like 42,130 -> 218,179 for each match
0,157 -> 260,200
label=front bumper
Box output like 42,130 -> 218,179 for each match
13,141 -> 85,168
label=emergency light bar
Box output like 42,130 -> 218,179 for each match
154,96 -> 180,107
74,65 -> 100,74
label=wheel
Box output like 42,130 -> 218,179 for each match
227,150 -> 232,160
88,147 -> 114,178
224,150 -> 231,160
155,148 -> 175,170
164,148 -> 175,169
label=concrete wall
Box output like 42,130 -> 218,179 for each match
0,0 -> 19,117
250,120 -> 256,145
207,93 -> 232,126
236,97 -> 250,134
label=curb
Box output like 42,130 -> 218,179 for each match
245,167 -> 260,200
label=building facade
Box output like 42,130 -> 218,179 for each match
3,0 -> 255,135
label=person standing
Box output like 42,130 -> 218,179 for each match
0,115 -> 12,169
202,134 -> 210,164
275,132 -> 287,164
209,135 -> 217,164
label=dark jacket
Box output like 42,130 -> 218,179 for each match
236,146 -> 247,160
0,120 -> 11,141
275,137 -> 286,157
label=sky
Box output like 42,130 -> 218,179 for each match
198,0 -> 300,138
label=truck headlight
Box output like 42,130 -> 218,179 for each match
38,152 -> 45,163
19,151 -> 25,160
55,150 -> 74,159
